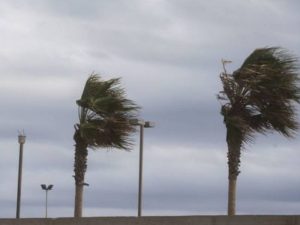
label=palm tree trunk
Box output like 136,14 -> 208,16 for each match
227,178 -> 237,216
73,129 -> 88,218
74,184 -> 84,217
226,130 -> 242,216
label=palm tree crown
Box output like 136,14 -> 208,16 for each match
219,47 -> 300,149
75,74 -> 139,149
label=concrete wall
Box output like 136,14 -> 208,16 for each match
0,216 -> 299,225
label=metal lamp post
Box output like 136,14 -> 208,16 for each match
41,184 -> 53,218
130,119 -> 155,217
16,132 -> 26,219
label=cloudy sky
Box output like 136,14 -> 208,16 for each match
0,0 -> 300,218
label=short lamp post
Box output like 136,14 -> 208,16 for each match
130,119 -> 155,217
41,184 -> 53,218
16,132 -> 26,219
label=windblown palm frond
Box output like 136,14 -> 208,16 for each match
219,47 -> 300,146
76,74 -> 140,150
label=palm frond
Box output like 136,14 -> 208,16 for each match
75,73 -> 140,150
219,47 -> 300,146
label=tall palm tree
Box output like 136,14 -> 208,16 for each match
73,74 -> 139,217
218,47 -> 300,215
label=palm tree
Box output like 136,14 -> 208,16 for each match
73,74 -> 139,217
218,47 -> 300,215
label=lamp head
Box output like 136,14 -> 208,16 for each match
18,133 -> 26,144
144,121 -> 155,128
129,119 -> 145,126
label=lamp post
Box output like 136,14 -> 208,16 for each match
130,119 -> 155,217
16,131 -> 26,219
41,184 -> 53,218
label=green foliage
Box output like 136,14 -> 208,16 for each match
219,47 -> 300,147
75,74 -> 140,150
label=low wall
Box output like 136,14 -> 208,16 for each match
0,215 -> 299,225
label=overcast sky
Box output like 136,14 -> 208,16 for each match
0,0 -> 300,218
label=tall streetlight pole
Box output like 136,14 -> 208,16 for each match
41,184 -> 53,218
16,131 -> 26,219
130,119 -> 155,217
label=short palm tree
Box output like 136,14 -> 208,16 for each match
73,74 -> 139,217
218,47 -> 300,215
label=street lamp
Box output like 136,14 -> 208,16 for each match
16,131 -> 26,219
130,119 -> 155,217
41,184 -> 53,218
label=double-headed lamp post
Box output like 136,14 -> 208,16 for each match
41,184 -> 53,218
16,132 -> 26,219
130,119 -> 155,217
